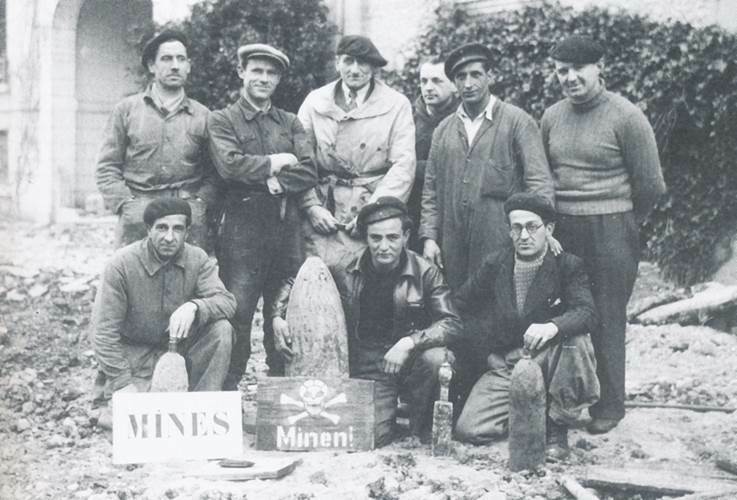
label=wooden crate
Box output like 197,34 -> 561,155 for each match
256,377 -> 374,451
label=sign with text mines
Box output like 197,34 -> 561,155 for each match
256,377 -> 374,451
112,391 -> 242,464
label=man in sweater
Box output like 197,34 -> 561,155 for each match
408,61 -> 459,251
454,193 -> 599,461
541,35 -> 666,434
420,42 -> 554,379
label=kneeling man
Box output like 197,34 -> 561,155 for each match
92,198 -> 236,399
271,197 -> 462,446
454,193 -> 599,460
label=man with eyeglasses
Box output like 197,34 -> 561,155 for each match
453,192 -> 599,461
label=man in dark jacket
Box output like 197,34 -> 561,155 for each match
208,44 -> 318,387
271,197 -> 462,446
408,60 -> 459,250
454,193 -> 599,461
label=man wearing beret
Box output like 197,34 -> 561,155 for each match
92,198 -> 236,409
420,42 -> 554,380
270,197 -> 462,446
96,30 -> 217,250
207,44 -> 317,388
408,59 -> 460,251
541,35 -> 665,434
454,193 -> 599,461
297,35 -> 416,267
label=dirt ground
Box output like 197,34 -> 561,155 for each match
1,215 -> 736,500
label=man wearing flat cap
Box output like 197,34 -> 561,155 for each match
270,197 -> 462,446
454,192 -> 599,461
541,35 -> 665,434
96,30 -> 217,250
420,42 -> 554,382
207,43 -> 318,387
92,198 -> 236,409
297,35 -> 416,268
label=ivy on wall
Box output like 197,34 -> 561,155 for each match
386,2 -> 737,285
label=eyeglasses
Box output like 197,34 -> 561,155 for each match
510,222 -> 544,239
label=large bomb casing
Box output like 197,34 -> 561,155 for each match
285,257 -> 349,378
508,353 -> 546,471
150,339 -> 189,392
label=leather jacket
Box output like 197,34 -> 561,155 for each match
272,249 -> 463,350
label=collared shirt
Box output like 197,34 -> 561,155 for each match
96,85 -> 213,212
341,80 -> 371,107
92,239 -> 236,391
457,95 -> 497,144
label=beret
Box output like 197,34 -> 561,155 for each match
141,30 -> 189,69
357,196 -> 408,233
237,43 -> 290,72
550,35 -> 604,64
504,192 -> 557,222
444,43 -> 493,79
336,35 -> 387,67
143,198 -> 192,227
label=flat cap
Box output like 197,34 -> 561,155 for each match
336,35 -> 387,67
143,198 -> 192,227
357,196 -> 408,233
504,192 -> 557,223
444,43 -> 493,79
551,35 -> 604,64
237,43 -> 290,71
142,30 -> 189,69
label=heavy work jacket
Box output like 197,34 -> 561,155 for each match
272,249 -> 462,350
454,248 -> 597,354
208,96 -> 317,199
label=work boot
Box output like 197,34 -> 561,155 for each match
546,418 -> 570,462
586,417 -> 619,434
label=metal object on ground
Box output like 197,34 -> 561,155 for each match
432,357 -> 453,456
509,349 -> 545,471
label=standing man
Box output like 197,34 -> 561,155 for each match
271,197 -> 462,446
453,193 -> 599,461
541,35 -> 665,433
96,30 -> 216,249
208,44 -> 317,387
298,35 -> 416,266
92,198 -> 235,402
408,60 -> 459,250
420,43 -> 554,376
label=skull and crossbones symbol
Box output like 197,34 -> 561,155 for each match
280,379 -> 347,425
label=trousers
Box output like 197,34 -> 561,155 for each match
455,334 -> 599,444
350,342 -> 452,447
554,212 -> 639,421
217,193 -> 303,389
94,319 -> 233,401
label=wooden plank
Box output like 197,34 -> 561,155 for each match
637,283 -> 737,325
255,377 -> 374,451
188,458 -> 302,481
625,402 -> 736,413
557,475 -> 600,500
578,466 -> 737,496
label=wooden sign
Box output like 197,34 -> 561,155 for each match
112,391 -> 242,464
256,377 -> 374,451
